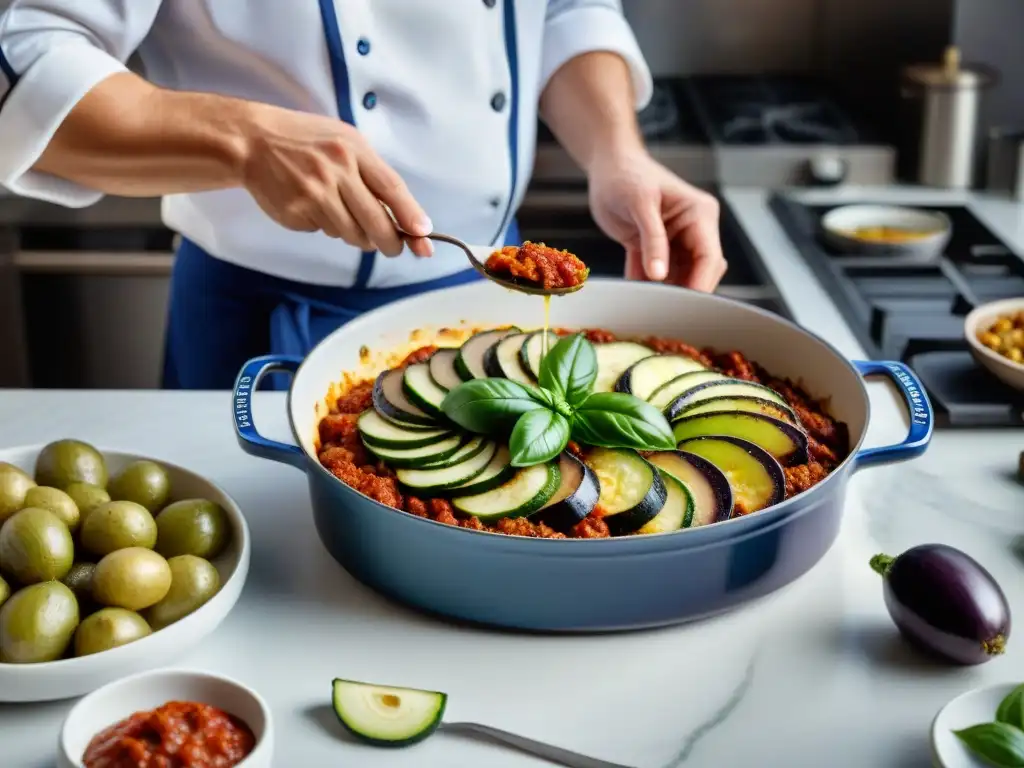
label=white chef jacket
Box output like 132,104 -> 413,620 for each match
0,0 -> 652,290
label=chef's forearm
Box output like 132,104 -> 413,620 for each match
538,51 -> 645,172
33,72 -> 252,197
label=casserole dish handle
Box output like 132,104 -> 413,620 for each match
852,360 -> 934,469
232,354 -> 307,470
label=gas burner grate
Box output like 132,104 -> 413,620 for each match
720,103 -> 859,145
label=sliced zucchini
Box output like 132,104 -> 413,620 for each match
677,436 -> 785,515
402,363 -> 447,416
483,332 -> 534,385
373,369 -> 436,427
668,378 -> 790,413
531,451 -> 600,533
357,409 -> 452,450
671,411 -> 809,466
331,678 -> 447,747
519,330 -> 559,382
364,434 -> 465,469
452,461 -> 561,522
676,395 -> 799,426
456,328 -> 516,381
636,470 -> 694,535
593,342 -> 656,393
428,349 -> 463,392
448,445 -> 515,496
648,370 -> 729,412
418,435 -> 488,470
615,354 -> 707,400
646,450 -> 733,526
586,447 -> 667,535
396,441 -> 498,493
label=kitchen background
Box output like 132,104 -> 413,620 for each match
0,0 -> 1021,390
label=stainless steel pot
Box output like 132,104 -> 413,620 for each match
231,280 -> 933,632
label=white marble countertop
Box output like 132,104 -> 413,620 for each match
2,185 -> 1024,768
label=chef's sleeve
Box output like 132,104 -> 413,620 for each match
0,1 -> 163,206
541,0 -> 654,111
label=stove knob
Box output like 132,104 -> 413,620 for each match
808,155 -> 848,186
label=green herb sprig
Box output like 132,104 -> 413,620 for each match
953,683 -> 1024,767
440,334 -> 675,467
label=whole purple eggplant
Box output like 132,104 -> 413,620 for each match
870,544 -> 1011,665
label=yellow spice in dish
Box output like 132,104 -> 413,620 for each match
839,226 -> 940,244
977,311 -> 1024,364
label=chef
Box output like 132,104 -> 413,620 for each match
0,1 -> 726,389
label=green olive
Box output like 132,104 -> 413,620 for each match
0,507 -> 74,584
0,581 -> 79,663
0,574 -> 9,608
0,463 -> 36,525
65,483 -> 111,525
22,486 -> 80,532
108,461 -> 171,514
61,562 -> 96,601
144,555 -> 221,630
34,439 -> 108,490
80,501 -> 157,557
73,607 -> 151,657
155,499 -> 230,560
92,547 -> 171,611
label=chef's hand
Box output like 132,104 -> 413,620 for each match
241,104 -> 434,257
588,150 -> 726,291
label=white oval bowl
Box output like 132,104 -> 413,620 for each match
0,446 -> 250,702
930,682 -> 1021,768
820,204 -> 952,259
58,668 -> 273,768
964,297 -> 1024,391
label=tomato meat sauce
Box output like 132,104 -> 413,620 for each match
317,329 -> 850,537
82,701 -> 256,768
485,241 -> 589,290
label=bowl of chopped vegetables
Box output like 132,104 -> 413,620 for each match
965,297 -> 1024,391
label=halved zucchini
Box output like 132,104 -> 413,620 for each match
519,330 -> 559,382
448,445 -> 515,496
373,369 -> 437,427
456,328 -> 516,381
483,332 -> 534,385
452,461 -> 561,522
671,411 -> 809,465
364,434 -> 465,469
649,370 -> 729,412
586,447 -> 667,535
676,395 -> 799,426
646,450 -> 733,526
531,451 -> 600,533
428,349 -> 463,392
331,678 -> 447,747
593,342 -> 655,393
677,436 -> 785,515
615,354 -> 707,400
396,441 -> 498,493
402,363 -> 448,416
669,378 -> 790,413
357,410 -> 452,450
636,470 -> 694,535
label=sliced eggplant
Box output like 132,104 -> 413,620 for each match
668,378 -> 790,414
428,348 -> 463,392
364,434 -> 465,469
452,461 -> 561,522
676,395 -> 799,426
649,370 -> 730,412
615,354 -> 707,400
593,342 -> 656,393
456,328 -> 517,381
357,409 -> 452,450
418,435 -> 488,469
373,369 -> 437,427
586,447 -> 667,535
519,330 -> 559,382
402,363 -> 448,416
671,411 -> 809,466
636,470 -> 694,535
448,445 -> 515,496
331,678 -> 447,747
646,450 -> 733,526
483,332 -> 534,385
396,441 -> 498,494
531,451 -> 600,533
677,436 -> 785,515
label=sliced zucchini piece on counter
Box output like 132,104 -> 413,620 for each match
671,411 -> 809,466
331,678 -> 447,747
364,434 -> 465,469
531,451 -> 600,533
418,435 -> 488,469
483,332 -> 534,385
646,450 -> 733,526
677,436 -> 785,515
402,363 -> 448,416
615,354 -> 707,400
636,470 -> 694,535
373,369 -> 437,427
452,461 -> 561,522
593,342 -> 655,393
456,328 -> 516,381
586,447 -> 667,535
396,441 -> 498,493
357,410 -> 452,450
519,330 -> 559,382
428,349 -> 463,392
448,445 -> 515,496
676,395 -> 799,426
668,378 -> 790,414
648,370 -> 729,412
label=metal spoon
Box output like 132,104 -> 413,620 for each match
439,721 -> 635,768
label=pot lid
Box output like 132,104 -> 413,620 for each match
902,46 -> 997,90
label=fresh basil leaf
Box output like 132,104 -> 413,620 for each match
441,379 -> 549,434
954,723 -> 1024,767
509,409 -> 570,467
997,685 -> 1024,731
571,392 -> 676,451
538,334 -> 597,406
